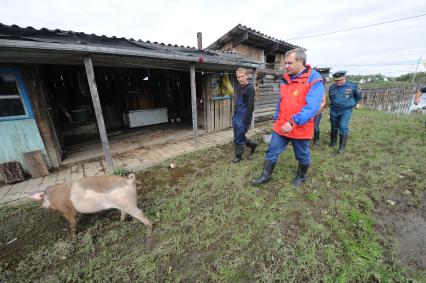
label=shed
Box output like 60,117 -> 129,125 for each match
0,23 -> 261,176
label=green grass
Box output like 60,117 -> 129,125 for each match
0,109 -> 425,282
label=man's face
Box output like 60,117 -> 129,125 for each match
284,53 -> 304,76
334,77 -> 346,86
236,72 -> 248,86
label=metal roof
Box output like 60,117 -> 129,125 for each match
0,23 -> 261,71
207,24 -> 302,53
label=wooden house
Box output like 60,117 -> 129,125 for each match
207,24 -> 302,121
0,23 -> 261,178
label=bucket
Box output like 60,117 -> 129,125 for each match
263,134 -> 272,144
70,108 -> 91,123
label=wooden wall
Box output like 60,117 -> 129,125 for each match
0,119 -> 50,174
222,42 -> 265,64
254,73 -> 279,122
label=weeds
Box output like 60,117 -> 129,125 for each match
0,109 -> 425,282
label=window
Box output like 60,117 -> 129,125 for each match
0,69 -> 33,120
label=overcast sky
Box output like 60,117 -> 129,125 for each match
1,0 -> 425,76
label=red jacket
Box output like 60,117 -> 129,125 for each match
273,67 -> 322,139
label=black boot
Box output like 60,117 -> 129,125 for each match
292,163 -> 309,186
329,131 -> 338,147
313,131 -> 320,146
252,160 -> 276,185
338,134 -> 348,154
246,139 -> 258,155
231,144 -> 244,163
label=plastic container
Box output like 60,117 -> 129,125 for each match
70,108 -> 91,123
263,134 -> 272,144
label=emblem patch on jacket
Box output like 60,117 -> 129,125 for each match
293,89 -> 299,96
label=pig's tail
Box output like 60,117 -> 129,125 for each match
127,173 -> 136,183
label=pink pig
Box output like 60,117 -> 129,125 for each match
29,174 -> 152,233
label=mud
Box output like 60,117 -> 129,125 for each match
0,205 -> 67,267
374,191 -> 426,274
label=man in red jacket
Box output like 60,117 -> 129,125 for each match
253,48 -> 325,186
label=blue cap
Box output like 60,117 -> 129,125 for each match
332,70 -> 347,79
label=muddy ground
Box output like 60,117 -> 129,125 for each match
0,109 -> 425,282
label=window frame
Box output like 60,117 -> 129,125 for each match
0,67 -> 34,121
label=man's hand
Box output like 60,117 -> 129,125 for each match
281,121 -> 293,133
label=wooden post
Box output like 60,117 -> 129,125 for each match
83,56 -> 114,172
190,64 -> 198,146
251,69 -> 257,130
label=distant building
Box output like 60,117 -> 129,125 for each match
314,67 -> 331,82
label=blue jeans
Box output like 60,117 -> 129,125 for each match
314,113 -> 322,132
330,108 -> 353,136
265,132 -> 311,165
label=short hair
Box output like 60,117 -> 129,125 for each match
285,48 -> 307,65
236,67 -> 248,75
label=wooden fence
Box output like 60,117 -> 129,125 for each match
360,85 -> 418,113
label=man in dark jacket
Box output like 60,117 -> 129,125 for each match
328,71 -> 362,153
231,67 -> 256,163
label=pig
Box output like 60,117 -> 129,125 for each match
28,174 -> 152,234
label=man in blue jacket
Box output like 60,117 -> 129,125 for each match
231,67 -> 256,163
328,71 -> 362,153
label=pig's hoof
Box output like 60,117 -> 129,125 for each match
149,222 -> 157,233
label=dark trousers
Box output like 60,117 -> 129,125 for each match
330,108 -> 353,136
314,113 -> 322,132
232,115 -> 250,145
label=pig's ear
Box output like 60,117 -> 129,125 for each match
27,191 -> 45,201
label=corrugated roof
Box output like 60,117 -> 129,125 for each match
207,24 -> 302,51
0,23 -> 261,69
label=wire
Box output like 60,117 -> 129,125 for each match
286,13 -> 426,40
316,63 -> 418,67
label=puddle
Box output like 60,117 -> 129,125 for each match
395,213 -> 426,271
169,166 -> 195,184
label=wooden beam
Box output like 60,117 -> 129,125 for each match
264,43 -> 280,54
190,65 -> 198,146
232,31 -> 249,48
83,56 -> 114,172
0,39 -> 261,69
251,69 -> 257,130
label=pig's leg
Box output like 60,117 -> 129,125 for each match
120,210 -> 128,222
125,206 -> 152,227
62,210 -> 78,234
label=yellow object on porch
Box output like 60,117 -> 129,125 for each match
221,74 -> 234,96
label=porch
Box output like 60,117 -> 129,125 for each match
0,127 -> 263,205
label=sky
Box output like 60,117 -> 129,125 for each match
1,0 -> 425,76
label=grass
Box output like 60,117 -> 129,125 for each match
0,109 -> 425,282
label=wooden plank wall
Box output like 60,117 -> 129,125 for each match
0,119 -> 51,173
254,73 -> 279,122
